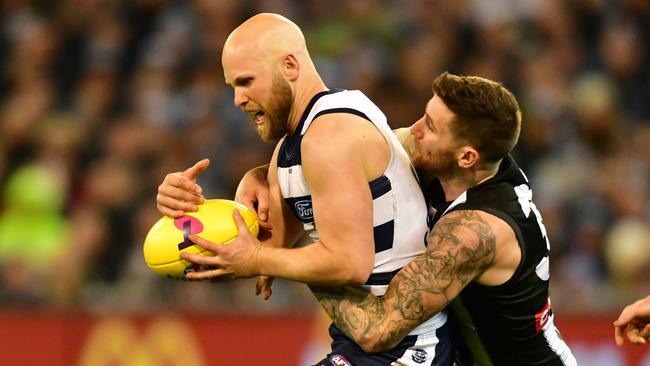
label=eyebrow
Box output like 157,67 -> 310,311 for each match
231,76 -> 254,87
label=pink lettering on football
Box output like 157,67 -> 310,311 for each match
175,216 -> 204,250
174,216 -> 204,234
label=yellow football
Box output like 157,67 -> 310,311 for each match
143,199 -> 259,280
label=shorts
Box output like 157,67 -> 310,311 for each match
312,319 -> 454,366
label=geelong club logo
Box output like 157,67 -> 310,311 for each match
412,348 -> 428,363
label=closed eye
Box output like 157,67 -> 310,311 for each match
425,113 -> 436,132
234,76 -> 254,87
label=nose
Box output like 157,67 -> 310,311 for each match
410,117 -> 424,139
233,88 -> 248,108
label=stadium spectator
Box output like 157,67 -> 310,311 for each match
0,0 -> 647,317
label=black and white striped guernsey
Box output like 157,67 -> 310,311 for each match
277,88 -> 447,337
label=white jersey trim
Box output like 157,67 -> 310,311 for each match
542,314 -> 577,366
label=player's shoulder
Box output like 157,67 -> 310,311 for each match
436,209 -> 494,234
441,209 -> 513,237
428,209 -> 498,279
308,111 -> 375,136
444,209 -> 521,285
437,209 -> 517,267
302,113 -> 378,153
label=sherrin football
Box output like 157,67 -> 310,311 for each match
143,199 -> 259,280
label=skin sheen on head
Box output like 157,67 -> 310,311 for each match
221,13 -> 315,142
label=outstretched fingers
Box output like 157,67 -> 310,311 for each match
183,158 -> 210,180
156,160 -> 208,218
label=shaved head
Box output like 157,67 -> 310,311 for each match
223,13 -> 308,66
222,13 -> 325,141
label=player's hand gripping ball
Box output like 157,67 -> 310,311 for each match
143,199 -> 259,280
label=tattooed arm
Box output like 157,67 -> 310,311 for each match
311,209 -> 498,353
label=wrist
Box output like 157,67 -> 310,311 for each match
254,244 -> 265,276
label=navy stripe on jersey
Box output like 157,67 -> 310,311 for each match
278,139 -> 303,168
278,89 -> 345,169
299,89 -> 344,127
366,268 -> 401,285
431,319 -> 454,366
373,220 -> 394,253
369,175 -> 391,199
295,89 -> 345,138
313,108 -> 371,122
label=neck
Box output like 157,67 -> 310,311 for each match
287,74 -> 328,135
439,164 -> 499,202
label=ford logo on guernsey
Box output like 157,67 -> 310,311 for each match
295,200 -> 313,220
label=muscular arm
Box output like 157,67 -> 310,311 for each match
255,114 -> 381,286
182,118 -> 383,286
311,209 -> 497,352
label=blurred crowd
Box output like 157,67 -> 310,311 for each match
0,0 -> 648,314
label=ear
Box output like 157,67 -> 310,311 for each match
282,54 -> 300,81
457,146 -> 478,169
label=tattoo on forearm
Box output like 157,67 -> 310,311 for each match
312,210 -> 497,350
311,286 -> 380,339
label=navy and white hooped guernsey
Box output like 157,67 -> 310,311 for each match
277,89 -> 447,342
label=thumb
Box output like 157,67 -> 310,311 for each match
233,209 -> 252,236
183,159 -> 210,181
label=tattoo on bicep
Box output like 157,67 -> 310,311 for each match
309,210 -> 496,348
391,210 -> 497,322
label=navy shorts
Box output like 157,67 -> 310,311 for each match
312,319 -> 455,366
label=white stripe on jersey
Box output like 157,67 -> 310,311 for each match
542,314 -> 577,365
374,251 -> 417,272
363,284 -> 388,296
372,191 -> 394,227
277,165 -> 308,199
442,190 -> 468,216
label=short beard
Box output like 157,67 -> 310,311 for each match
421,149 -> 459,179
261,73 -> 293,142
